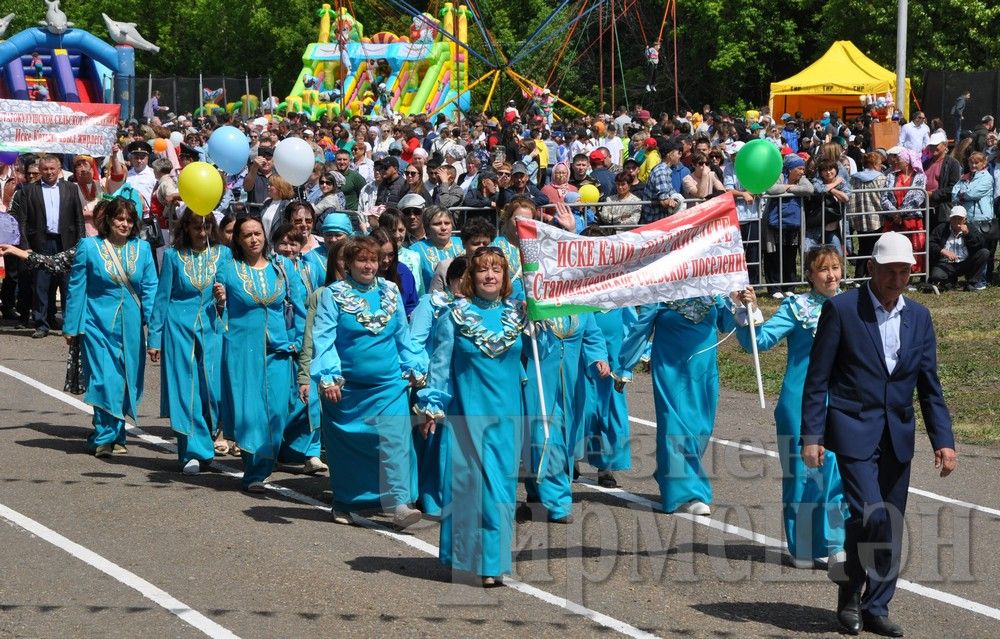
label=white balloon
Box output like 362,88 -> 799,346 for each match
169,131 -> 184,146
272,137 -> 315,187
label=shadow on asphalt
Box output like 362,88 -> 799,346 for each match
690,600 -> 836,634
346,554 -> 452,584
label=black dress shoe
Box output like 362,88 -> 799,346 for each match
515,502 -> 534,522
836,584 -> 862,635
861,613 -> 903,637
549,513 -> 574,524
597,471 -> 618,488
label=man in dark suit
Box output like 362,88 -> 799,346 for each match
18,154 -> 84,338
802,231 -> 957,637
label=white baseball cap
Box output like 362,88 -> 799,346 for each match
949,205 -> 967,219
886,145 -> 903,155
927,131 -> 948,146
872,231 -> 915,265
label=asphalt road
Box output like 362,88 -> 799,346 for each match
2,325 -> 998,639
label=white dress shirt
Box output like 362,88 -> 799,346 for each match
898,121 -> 930,153
41,180 -> 61,234
867,284 -> 905,374
126,166 -> 157,206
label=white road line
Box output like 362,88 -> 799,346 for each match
577,479 -> 1000,621
628,415 -> 1000,518
0,364 -> 660,639
0,502 -> 241,639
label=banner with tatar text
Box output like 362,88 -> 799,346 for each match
0,99 -> 120,157
516,195 -> 749,319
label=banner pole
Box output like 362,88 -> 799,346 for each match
747,300 -> 766,409
527,320 -> 550,482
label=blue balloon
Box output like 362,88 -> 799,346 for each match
564,191 -> 581,203
207,126 -> 250,175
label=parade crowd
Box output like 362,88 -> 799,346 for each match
0,98 -> 970,632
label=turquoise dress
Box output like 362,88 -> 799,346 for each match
736,292 -> 847,560
524,313 -> 607,520
310,277 -> 428,512
303,246 -> 331,285
147,245 -> 231,464
63,237 -> 158,449
618,297 -> 735,513
399,246 -> 424,294
585,307 -> 638,471
216,256 -> 307,487
283,256 -> 323,462
416,297 -> 527,577
409,291 -> 455,516
410,237 -> 461,292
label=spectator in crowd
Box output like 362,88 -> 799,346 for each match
260,174 -> 294,239
849,152 -> 891,279
243,145 -> 274,205
314,171 -> 347,219
926,205 -> 989,292
498,162 -> 549,209
432,165 -> 464,209
402,162 -> 432,202
924,131 -> 962,223
540,162 -> 578,205
809,158 -> 851,254
640,141 -> 683,223
764,154 -> 813,297
880,148 -> 927,273
587,149 -> 615,197
462,168 -> 500,211
598,172 -> 642,226
682,151 -> 725,199
398,193 -> 427,246
951,90 -> 970,141
971,116 -> 994,154
950,151 -> 995,289
376,156 -> 407,207
898,111 -> 929,153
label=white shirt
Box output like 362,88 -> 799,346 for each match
41,180 -> 61,234
943,231 -> 969,262
898,121 -> 930,153
126,166 -> 157,206
867,284 -> 905,374
598,136 -> 625,166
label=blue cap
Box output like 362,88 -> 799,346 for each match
783,155 -> 805,171
319,213 -> 353,236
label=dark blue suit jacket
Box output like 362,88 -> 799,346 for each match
801,286 -> 954,462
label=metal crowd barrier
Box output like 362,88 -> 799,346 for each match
446,185 -> 932,292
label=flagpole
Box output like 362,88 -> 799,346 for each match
747,300 -> 766,409
527,320 -> 550,481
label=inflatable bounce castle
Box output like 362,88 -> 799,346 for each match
0,2 -> 157,119
280,3 -> 472,120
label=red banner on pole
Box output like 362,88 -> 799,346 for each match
0,99 -> 120,156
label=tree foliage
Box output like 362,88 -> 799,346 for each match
0,0 -> 996,115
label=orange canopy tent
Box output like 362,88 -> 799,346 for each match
769,41 -> 910,120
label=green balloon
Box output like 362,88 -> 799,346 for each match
733,139 -> 783,194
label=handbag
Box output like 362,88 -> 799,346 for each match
138,212 -> 165,248
977,214 -> 1000,241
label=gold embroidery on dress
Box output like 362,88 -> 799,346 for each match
98,240 -> 138,284
179,247 -> 219,291
235,261 -> 283,306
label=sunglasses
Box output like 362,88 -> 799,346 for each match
319,180 -> 333,185
402,209 -> 421,216
695,161 -> 707,166
405,170 -> 420,176
473,246 -> 504,257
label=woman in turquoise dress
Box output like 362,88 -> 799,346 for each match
271,222 -> 327,474
584,307 -> 638,487
409,257 -> 466,517
734,246 -> 848,568
617,296 -> 736,515
524,313 -> 608,523
310,236 -> 428,527
147,210 -> 230,474
303,212 -> 352,287
408,206 -> 461,288
212,215 -> 307,492
63,198 -> 158,457
378,209 -> 424,294
417,246 -> 527,586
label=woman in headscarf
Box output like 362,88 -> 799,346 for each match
540,162 -> 578,204
880,147 -> 927,272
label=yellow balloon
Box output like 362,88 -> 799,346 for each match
178,161 -> 224,216
579,183 -> 600,204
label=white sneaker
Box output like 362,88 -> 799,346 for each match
331,510 -> 351,525
392,504 -> 422,529
645,84 -> 651,92
771,291 -> 784,299
182,459 -> 200,475
303,456 -> 328,475
677,500 -> 711,516
790,557 -> 815,569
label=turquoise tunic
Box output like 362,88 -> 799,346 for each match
148,246 -> 230,462
310,277 -> 428,512
524,313 -> 607,520
216,256 -> 307,485
736,293 -> 847,560
585,307 -> 637,471
409,291 -> 455,516
303,246 -> 331,286
399,246 -> 424,294
417,297 -> 527,577
409,237 -> 461,292
64,237 -> 158,444
618,297 -> 735,513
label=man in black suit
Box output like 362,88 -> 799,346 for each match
18,154 -> 84,338
802,232 -> 957,636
